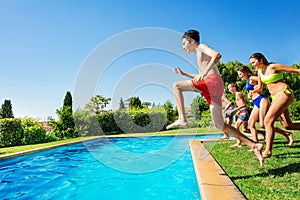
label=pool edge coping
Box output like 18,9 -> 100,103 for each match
189,140 -> 247,200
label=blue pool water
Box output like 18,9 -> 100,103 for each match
0,134 -> 222,200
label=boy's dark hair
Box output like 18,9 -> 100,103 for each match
182,30 -> 200,43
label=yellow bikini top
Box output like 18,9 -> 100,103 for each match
259,69 -> 283,84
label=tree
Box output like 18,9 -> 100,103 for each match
50,91 -> 78,138
0,99 -> 14,119
119,97 -> 125,110
63,91 -> 73,108
218,60 -> 243,90
163,100 -> 176,125
85,95 -> 112,114
142,101 -> 151,108
129,97 -> 143,110
190,95 -> 209,120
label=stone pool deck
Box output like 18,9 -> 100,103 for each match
190,139 -> 247,200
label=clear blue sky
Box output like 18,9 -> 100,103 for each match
1,0 -> 299,120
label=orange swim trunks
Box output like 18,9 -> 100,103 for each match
192,74 -> 224,106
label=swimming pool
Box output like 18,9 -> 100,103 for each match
0,134 -> 221,199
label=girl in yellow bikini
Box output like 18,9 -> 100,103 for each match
249,52 -> 300,158
237,66 -> 293,146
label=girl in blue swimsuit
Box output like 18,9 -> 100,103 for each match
238,65 -> 293,152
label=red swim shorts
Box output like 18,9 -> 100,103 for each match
192,74 -> 224,106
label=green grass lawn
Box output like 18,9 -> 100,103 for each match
205,130 -> 300,200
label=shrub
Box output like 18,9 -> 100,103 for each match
21,117 -> 47,145
114,108 -> 167,133
198,110 -> 213,128
45,132 -> 58,142
96,112 -> 123,135
75,108 -> 167,135
0,118 -> 23,147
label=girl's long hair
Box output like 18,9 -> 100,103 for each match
238,65 -> 255,77
250,52 -> 272,65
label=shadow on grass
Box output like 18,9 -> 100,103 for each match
273,152 -> 300,160
231,162 -> 300,180
273,140 -> 300,146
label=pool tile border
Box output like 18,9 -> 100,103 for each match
189,140 -> 247,200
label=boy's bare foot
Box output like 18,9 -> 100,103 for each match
253,143 -> 264,167
166,120 -> 188,130
287,132 -> 293,147
230,143 -> 242,148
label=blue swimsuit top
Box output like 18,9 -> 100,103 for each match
246,79 -> 255,92
246,78 -> 265,108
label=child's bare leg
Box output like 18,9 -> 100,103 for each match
210,103 -> 264,167
167,81 -> 195,129
223,124 -> 264,167
274,127 -> 293,146
230,120 -> 243,148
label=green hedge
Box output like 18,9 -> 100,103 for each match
97,112 -> 123,135
74,109 -> 167,135
113,109 -> 167,133
0,118 -> 54,147
0,118 -> 23,147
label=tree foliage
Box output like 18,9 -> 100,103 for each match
118,97 -> 126,110
50,91 -> 78,138
85,95 -> 112,114
190,95 -> 209,120
63,91 -> 73,108
0,99 -> 14,119
129,96 -> 143,110
162,100 -> 177,125
283,63 -> 300,100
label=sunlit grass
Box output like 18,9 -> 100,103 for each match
206,129 -> 300,200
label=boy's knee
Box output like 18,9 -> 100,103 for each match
173,82 -> 180,90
